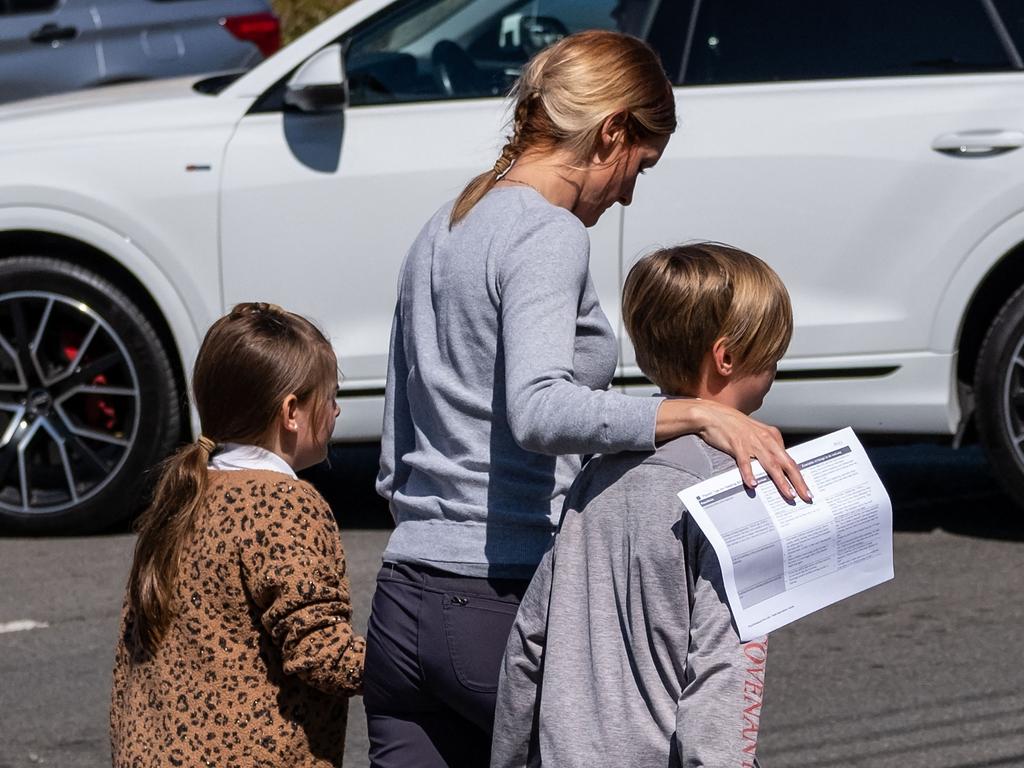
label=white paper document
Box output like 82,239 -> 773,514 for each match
677,427 -> 893,641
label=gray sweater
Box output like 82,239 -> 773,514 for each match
491,435 -> 767,768
376,187 -> 662,577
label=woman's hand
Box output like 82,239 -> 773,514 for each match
656,398 -> 812,503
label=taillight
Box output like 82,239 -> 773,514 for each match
221,13 -> 281,58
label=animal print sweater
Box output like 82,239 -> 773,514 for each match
110,470 -> 365,768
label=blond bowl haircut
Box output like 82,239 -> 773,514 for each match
622,243 -> 794,396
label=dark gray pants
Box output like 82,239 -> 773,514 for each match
363,561 -> 531,768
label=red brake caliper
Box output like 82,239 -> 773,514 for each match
63,335 -> 116,431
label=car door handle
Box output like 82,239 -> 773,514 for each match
932,130 -> 1024,158
29,23 -> 78,44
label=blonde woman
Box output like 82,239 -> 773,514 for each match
369,30 -> 809,767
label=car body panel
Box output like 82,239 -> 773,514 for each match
618,73 -> 1024,433
92,0 -> 266,85
0,204 -> 203,427
0,0 -> 270,104
0,76 -> 247,401
0,0 -> 101,103
932,208 -> 1024,352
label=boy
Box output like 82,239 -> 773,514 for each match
490,243 -> 793,768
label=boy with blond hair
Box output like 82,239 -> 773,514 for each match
490,243 -> 793,768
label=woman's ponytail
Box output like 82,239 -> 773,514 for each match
449,96 -> 532,228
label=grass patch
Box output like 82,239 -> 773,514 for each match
271,0 -> 357,44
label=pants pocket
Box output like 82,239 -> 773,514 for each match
441,593 -> 520,693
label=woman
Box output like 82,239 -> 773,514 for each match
367,30 -> 809,767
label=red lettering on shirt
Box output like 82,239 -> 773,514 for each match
740,637 -> 767,765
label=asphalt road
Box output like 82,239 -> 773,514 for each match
1,441 -> 1022,768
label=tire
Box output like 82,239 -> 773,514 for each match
0,256 -> 180,534
975,282 -> 1024,504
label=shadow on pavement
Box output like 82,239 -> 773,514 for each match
301,443 -> 393,530
861,439 -> 1024,542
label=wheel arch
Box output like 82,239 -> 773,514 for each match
956,240 -> 1024,388
0,227 -> 198,441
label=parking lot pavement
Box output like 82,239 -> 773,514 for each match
0,527 -> 388,768
1,441 -> 1023,768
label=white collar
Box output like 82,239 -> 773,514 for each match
208,443 -> 297,479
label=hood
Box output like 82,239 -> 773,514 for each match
0,74 -> 247,146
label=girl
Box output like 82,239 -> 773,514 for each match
110,302 -> 364,768
368,29 -> 809,767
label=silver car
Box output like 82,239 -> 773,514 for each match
0,0 -> 278,103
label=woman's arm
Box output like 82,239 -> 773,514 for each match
500,211 -> 662,455
498,210 -> 809,501
377,303 -> 413,508
657,398 -> 811,503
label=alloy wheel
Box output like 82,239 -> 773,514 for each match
1001,331 -> 1024,470
0,291 -> 140,515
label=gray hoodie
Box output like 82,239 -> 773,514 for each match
491,435 -> 767,768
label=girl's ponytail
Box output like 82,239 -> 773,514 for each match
127,437 -> 213,656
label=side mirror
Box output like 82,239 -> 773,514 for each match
285,43 -> 348,113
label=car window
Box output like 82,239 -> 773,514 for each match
993,0 -> 1024,60
345,0 -> 656,106
3,0 -> 59,13
683,0 -> 1016,86
644,0 -> 695,83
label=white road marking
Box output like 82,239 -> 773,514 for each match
0,619 -> 49,634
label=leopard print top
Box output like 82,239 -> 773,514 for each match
110,470 -> 365,767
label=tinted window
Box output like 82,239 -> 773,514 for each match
993,0 -> 1024,59
645,0 -> 695,83
684,0 -> 1014,86
4,0 -> 59,13
346,0 -> 654,106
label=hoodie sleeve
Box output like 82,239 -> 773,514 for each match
490,546 -> 555,768
675,516 -> 767,767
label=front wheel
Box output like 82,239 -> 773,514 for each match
0,256 -> 180,534
975,283 -> 1024,504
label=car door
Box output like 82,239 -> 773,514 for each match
219,0 -> 649,439
621,0 -> 1024,432
0,0 -> 100,103
93,0 -> 268,84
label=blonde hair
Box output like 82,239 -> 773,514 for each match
622,243 -> 793,395
127,302 -> 338,656
450,29 -> 676,227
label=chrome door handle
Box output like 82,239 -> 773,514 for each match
932,129 -> 1024,158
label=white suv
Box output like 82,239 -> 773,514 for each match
3,0 -> 1024,532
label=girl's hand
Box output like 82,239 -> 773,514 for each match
656,398 -> 812,503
